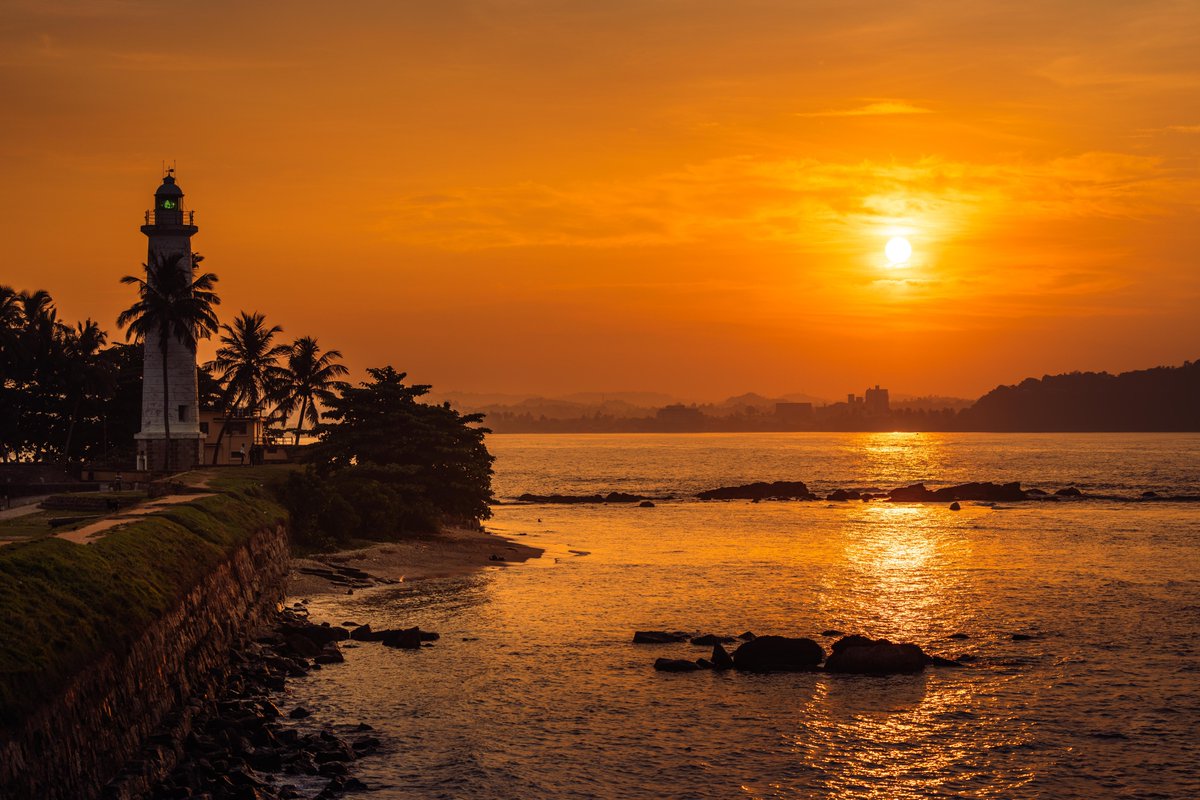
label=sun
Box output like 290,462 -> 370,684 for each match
885,236 -> 913,265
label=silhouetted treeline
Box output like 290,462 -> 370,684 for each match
957,361 -> 1200,431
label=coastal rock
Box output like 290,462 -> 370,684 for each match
633,630 -> 690,644
515,491 -> 651,504
1010,633 -> 1034,641
282,622 -> 350,646
827,489 -> 862,502
949,502 -> 961,511
820,629 -> 844,638
737,631 -> 756,640
890,482 -> 1027,503
732,635 -> 824,672
289,707 -> 311,719
690,634 -> 736,646
948,632 -> 969,640
695,658 -> 714,670
929,655 -> 964,668
638,500 -> 656,508
1055,487 -> 1082,497
696,481 -> 817,501
349,624 -> 374,642
711,643 -> 735,670
823,635 -> 927,675
654,658 -> 700,672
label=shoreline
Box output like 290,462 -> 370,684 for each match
287,525 -> 544,596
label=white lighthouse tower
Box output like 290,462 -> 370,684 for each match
134,170 -> 205,473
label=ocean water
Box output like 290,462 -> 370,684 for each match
289,433 -> 1200,799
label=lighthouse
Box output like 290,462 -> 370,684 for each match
133,170 -> 205,472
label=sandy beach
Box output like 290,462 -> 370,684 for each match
287,525 -> 543,596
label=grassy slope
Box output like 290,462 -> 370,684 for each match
0,467 -> 291,729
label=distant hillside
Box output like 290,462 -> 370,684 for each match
959,360 -> 1200,431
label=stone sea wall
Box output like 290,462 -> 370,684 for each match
0,522 -> 289,800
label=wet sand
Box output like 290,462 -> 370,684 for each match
287,526 -> 543,595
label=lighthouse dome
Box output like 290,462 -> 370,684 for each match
155,174 -> 184,198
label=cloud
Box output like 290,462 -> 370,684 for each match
371,151 -> 1197,252
796,101 -> 933,118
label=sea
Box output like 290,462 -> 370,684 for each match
288,433 -> 1200,799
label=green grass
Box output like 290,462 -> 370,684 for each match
0,466 -> 292,729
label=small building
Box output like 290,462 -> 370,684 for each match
199,410 -> 288,466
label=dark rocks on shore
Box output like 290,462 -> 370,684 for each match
516,491 -> 652,504
948,632 -> 970,640
696,481 -> 817,501
949,501 -> 961,511
654,658 -> 701,672
1010,633 -> 1034,641
711,643 -> 735,670
824,635 -> 927,675
737,631 -> 756,640
889,482 -> 1028,503
820,629 -> 843,637
129,607 -> 383,800
732,635 -> 824,672
1055,486 -> 1082,497
690,633 -> 737,646
633,630 -> 690,644
826,489 -> 862,502
638,500 -> 656,508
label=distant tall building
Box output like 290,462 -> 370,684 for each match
134,171 -> 204,472
864,385 -> 890,415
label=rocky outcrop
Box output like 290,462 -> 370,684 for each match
732,635 -> 824,672
888,482 -> 1028,502
823,635 -> 928,675
697,481 -> 817,501
515,491 -> 652,504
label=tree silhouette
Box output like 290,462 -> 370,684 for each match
204,311 -> 287,463
117,253 -> 220,473
273,336 -> 349,445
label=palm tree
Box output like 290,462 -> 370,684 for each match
117,253 -> 220,474
273,336 -> 349,445
205,311 -> 288,464
59,319 -> 111,459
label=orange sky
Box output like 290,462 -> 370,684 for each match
2,1 -> 1198,401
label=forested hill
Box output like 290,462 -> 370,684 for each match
958,360 -> 1200,431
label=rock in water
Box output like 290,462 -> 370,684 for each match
949,501 -> 961,511
732,635 -> 825,672
654,658 -> 700,672
711,643 -> 735,670
633,630 -> 690,644
690,633 -> 736,646
823,635 -> 927,675
638,500 -> 656,508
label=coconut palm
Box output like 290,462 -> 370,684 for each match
59,319 -> 111,459
205,311 -> 288,463
273,336 -> 349,445
117,253 -> 220,474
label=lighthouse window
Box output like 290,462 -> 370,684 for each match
161,199 -> 177,210
178,405 -> 187,422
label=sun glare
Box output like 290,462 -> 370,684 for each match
885,236 -> 913,265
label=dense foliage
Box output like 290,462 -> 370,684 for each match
1,287 -> 121,463
278,367 -> 495,549
959,360 -> 1200,431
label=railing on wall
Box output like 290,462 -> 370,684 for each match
143,209 -> 196,226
